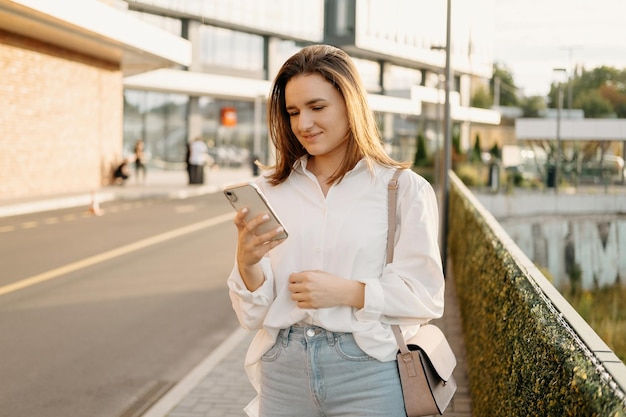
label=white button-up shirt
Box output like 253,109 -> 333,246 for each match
227,157 -> 445,416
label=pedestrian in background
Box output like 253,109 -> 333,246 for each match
112,158 -> 130,185
185,141 -> 192,185
227,44 -> 445,417
250,154 -> 260,176
134,139 -> 147,184
188,137 -> 209,184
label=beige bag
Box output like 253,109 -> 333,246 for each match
387,170 -> 457,416
392,324 -> 457,416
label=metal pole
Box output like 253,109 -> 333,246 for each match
552,67 -> 567,193
434,73 -> 442,186
555,86 -> 562,194
253,95 -> 263,157
441,0 -> 452,273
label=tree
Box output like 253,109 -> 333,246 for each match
489,143 -> 500,160
520,95 -> 546,118
599,83 -> 626,118
471,84 -> 493,109
575,66 -> 621,91
452,131 -> 462,155
547,65 -> 626,118
492,63 -> 519,107
413,132 -> 429,167
575,90 -> 614,118
470,134 -> 482,163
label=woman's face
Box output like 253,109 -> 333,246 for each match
284,73 -> 350,160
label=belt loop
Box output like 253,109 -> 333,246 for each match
326,329 -> 336,346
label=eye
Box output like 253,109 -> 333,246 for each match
287,110 -> 299,117
312,106 -> 324,111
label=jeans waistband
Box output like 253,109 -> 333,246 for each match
278,325 -> 350,346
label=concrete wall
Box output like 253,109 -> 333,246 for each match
501,215 -> 625,289
477,191 -> 626,289
0,30 -> 122,200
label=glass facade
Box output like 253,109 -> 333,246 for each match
351,57 -> 381,94
198,97 -> 267,168
127,0 -> 324,42
384,64 -> 422,98
199,26 -> 264,76
124,90 -> 189,166
123,91 -> 269,169
122,0 -> 483,174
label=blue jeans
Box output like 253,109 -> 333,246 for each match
259,325 -> 406,417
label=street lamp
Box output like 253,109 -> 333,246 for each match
442,0 -> 452,274
429,1 -> 451,273
430,46 -> 445,188
438,0 -> 452,273
553,68 -> 567,194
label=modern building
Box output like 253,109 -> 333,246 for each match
0,0 -> 190,199
1,0 -> 500,200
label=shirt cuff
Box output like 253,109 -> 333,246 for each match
227,258 -> 274,306
354,279 -> 384,322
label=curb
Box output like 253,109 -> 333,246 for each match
0,177 -> 255,219
0,192 -> 117,218
140,327 -> 249,417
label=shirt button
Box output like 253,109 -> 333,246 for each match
306,328 -> 316,337
314,248 -> 321,254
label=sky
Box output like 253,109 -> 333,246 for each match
493,0 -> 626,97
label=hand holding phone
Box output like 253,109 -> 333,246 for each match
223,182 -> 288,241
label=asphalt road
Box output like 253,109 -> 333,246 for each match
0,193 -> 241,417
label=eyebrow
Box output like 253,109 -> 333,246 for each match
285,98 -> 328,111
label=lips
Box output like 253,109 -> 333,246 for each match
301,132 -> 321,143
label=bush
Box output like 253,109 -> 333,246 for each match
455,163 -> 487,187
449,176 -> 626,416
413,132 -> 430,167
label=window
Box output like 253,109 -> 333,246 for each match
199,26 -> 264,75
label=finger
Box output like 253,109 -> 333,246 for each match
291,291 -> 305,303
254,226 -> 285,244
233,208 -> 249,228
289,272 -> 303,283
269,235 -> 286,246
244,213 -> 272,232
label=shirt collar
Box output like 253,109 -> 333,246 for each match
292,155 -> 370,177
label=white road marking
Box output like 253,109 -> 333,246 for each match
0,212 -> 233,297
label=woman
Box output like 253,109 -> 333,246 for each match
133,139 -> 147,184
188,137 -> 209,184
227,44 -> 445,417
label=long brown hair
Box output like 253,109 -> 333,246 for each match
266,44 -> 406,186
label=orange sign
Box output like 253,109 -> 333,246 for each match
221,107 -> 237,127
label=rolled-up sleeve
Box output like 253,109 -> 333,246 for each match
354,278 -> 385,321
227,257 -> 275,330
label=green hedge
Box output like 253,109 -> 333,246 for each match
447,173 -> 626,417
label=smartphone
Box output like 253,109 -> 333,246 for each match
223,182 -> 288,241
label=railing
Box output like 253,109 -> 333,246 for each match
447,172 -> 626,416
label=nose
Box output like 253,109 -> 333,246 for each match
298,111 -> 314,132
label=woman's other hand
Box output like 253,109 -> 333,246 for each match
288,270 -> 365,309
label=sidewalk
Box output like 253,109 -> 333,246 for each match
0,166 -> 473,417
0,166 -> 255,218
